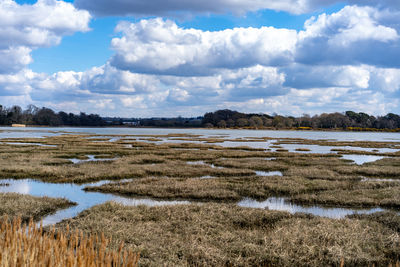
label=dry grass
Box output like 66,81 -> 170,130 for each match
0,217 -> 139,266
85,177 -> 242,201
55,202 -> 400,266
0,193 -> 75,222
291,185 -> 400,208
263,216 -> 400,266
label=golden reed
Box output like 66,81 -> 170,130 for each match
0,217 -> 139,267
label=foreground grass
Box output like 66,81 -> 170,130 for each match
0,193 -> 75,222
0,217 -> 139,266
55,202 -> 400,267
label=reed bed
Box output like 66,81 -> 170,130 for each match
0,217 -> 139,267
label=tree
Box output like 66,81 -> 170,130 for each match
217,120 -> 227,128
236,118 -> 249,127
249,116 -> 263,128
34,108 -> 61,126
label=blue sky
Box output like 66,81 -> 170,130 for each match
1,0 -> 400,117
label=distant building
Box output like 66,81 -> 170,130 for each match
11,124 -> 26,127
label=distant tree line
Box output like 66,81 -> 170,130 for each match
202,109 -> 400,130
2,104 -> 400,130
0,104 -> 106,126
139,117 -> 203,128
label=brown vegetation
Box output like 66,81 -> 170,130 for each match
0,193 -> 75,222
55,202 -> 400,266
0,217 -> 139,266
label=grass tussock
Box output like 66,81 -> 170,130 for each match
55,202 -> 400,267
0,217 -> 139,267
0,193 -> 75,222
263,217 -> 400,266
291,185 -> 400,208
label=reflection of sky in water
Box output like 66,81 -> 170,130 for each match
69,155 -> 116,164
341,155 -> 385,165
2,127 -> 400,154
0,179 -> 189,226
2,127 -> 400,142
237,197 -> 388,219
255,171 -> 283,176
0,179 -> 397,225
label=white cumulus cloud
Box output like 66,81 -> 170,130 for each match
110,18 -> 297,76
0,0 -> 91,74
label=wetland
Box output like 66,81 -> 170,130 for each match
1,127 -> 400,266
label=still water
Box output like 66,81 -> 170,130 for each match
0,179 -> 190,226
1,127 -> 400,142
0,179 -> 394,225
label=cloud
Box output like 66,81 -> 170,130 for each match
2,3 -> 400,117
74,0 -> 318,16
0,0 -> 91,74
80,64 -> 160,94
0,47 -> 32,74
110,18 -> 297,76
283,64 -> 371,89
296,6 -> 400,67
74,0 -> 400,17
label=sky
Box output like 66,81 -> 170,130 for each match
1,0 -> 400,117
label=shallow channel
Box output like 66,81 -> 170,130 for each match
237,197 -> 389,219
0,179 -> 396,225
0,179 -> 190,226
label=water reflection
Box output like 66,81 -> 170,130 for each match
0,179 -> 189,226
341,155 -> 385,165
3,127 -> 400,142
69,155 -> 116,164
237,197 -> 387,219
255,171 -> 283,176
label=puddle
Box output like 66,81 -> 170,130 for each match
199,175 -> 215,179
272,144 -> 399,154
87,136 -> 120,142
341,155 -> 385,165
255,171 -> 283,176
237,197 -> 387,219
187,161 -> 205,165
0,179 -> 190,226
69,155 -> 116,164
360,177 -> 400,182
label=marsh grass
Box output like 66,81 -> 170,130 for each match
0,193 -> 75,222
0,217 -> 139,266
84,175 -> 353,202
55,202 -> 400,267
1,134 -> 400,207
291,185 -> 400,208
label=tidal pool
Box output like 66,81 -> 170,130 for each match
69,155 -> 117,164
0,179 -> 190,226
255,171 -> 283,176
237,197 -> 389,219
341,155 -> 385,165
